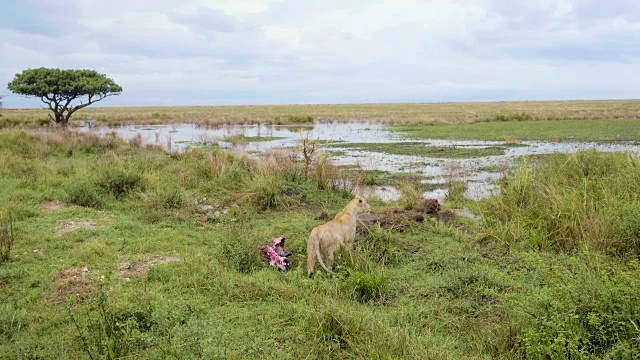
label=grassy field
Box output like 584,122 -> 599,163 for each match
1,128 -> 640,359
328,142 -> 513,158
2,99 -> 640,127
397,118 -> 640,141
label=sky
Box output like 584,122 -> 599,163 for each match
1,0 -> 638,107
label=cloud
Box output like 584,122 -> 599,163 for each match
454,1 -> 640,62
0,0 -> 86,37
1,0 -> 639,107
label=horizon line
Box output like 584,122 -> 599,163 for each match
4,98 -> 640,110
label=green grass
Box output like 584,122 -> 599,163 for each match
477,150 -> 640,255
223,134 -> 285,144
1,129 -> 639,359
244,136 -> 285,142
397,118 -> 640,141
330,142 -> 510,158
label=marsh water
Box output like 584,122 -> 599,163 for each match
78,122 -> 640,202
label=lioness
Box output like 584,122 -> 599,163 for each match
307,195 -> 371,277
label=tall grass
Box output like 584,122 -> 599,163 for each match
397,181 -> 423,210
444,161 -> 468,203
477,150 -> 640,256
0,212 -> 14,263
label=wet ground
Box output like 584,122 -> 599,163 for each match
79,122 -> 640,201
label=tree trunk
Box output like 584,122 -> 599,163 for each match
61,114 -> 69,128
54,111 -> 67,127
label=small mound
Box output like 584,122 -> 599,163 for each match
42,266 -> 95,304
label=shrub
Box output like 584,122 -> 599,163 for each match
312,154 -> 341,190
150,112 -> 169,120
73,132 -> 120,154
37,118 -> 50,126
65,180 -> 105,208
253,178 -> 280,210
98,167 -> 145,199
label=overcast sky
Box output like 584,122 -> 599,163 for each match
1,0 -> 638,107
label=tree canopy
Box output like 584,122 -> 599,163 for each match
8,68 -> 122,127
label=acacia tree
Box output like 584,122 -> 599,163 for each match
8,68 -> 122,127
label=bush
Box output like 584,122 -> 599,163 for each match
98,167 -> 145,199
445,161 -> 468,202
312,154 -> 342,190
65,180 -> 105,208
73,132 -> 120,154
